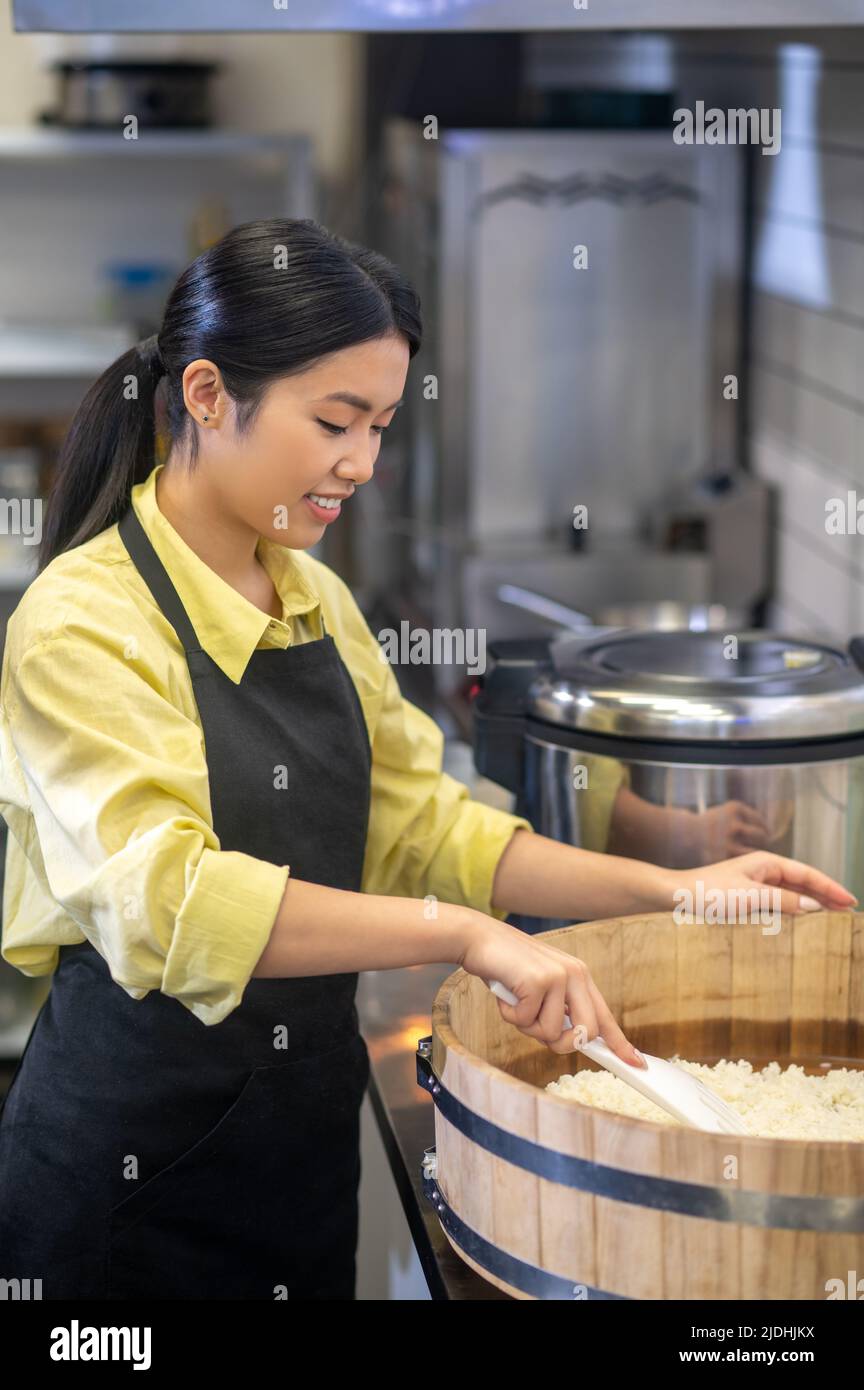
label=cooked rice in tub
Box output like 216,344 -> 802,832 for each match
547,1059 -> 864,1140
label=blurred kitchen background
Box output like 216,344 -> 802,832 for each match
1,4 -> 863,1297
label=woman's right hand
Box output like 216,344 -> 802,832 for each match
458,915 -> 646,1068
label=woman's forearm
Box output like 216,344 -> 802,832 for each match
491,827 -> 674,921
252,875 -> 478,978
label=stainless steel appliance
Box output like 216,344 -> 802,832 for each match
474,628 -> 864,931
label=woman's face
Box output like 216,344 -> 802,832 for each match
186,332 -> 410,550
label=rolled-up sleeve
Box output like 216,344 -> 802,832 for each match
360,657 -> 534,919
1,632 -> 288,1026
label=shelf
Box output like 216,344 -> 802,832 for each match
0,128 -> 311,162
0,322 -> 136,378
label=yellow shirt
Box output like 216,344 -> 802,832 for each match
0,463 -> 532,1026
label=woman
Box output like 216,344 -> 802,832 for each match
0,219 -> 853,1301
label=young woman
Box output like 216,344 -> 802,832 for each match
0,219 -> 853,1301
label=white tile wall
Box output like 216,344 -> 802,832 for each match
704,35 -> 864,642
754,293 -> 864,402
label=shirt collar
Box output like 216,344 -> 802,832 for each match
129,463 -> 323,684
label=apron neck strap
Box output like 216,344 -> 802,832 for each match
117,504 -> 203,656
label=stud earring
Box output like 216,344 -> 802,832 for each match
202,413 -> 209,421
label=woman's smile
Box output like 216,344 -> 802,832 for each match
303,491 -> 347,523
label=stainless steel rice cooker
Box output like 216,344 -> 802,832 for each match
472,629 -> 864,930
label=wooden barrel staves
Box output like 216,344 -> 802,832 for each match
416,910 -> 864,1300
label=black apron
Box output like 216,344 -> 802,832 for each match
0,501 -> 372,1299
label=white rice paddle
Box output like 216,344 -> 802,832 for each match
487,979 -> 750,1135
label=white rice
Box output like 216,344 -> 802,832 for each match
547,1058 -> 864,1140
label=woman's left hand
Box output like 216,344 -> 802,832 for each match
672,851 -> 857,920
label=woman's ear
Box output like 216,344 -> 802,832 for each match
182,359 -> 224,426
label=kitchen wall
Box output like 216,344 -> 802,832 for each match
750,41 -> 864,643
528,29 -> 864,644
679,31 -> 864,644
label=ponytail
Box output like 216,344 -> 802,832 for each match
39,335 -> 166,571
39,218 -> 422,572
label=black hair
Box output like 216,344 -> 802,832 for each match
39,217 -> 423,570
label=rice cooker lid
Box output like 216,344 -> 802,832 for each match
527,630 -> 864,742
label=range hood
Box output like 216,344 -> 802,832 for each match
12,0 -> 864,32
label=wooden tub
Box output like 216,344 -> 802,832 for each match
416,910 -> 864,1300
